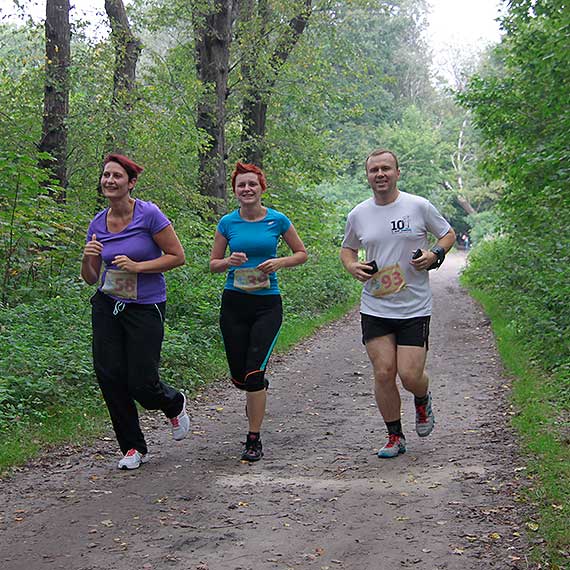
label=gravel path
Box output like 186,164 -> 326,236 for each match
0,252 -> 534,570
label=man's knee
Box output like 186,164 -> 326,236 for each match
231,370 -> 268,392
372,363 -> 397,386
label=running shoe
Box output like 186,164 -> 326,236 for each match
118,448 -> 149,470
377,434 -> 406,458
170,392 -> 190,441
241,434 -> 263,462
415,391 -> 435,437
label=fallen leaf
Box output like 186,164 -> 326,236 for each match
526,522 -> 539,531
100,519 -> 114,527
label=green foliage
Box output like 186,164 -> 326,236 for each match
465,209 -> 501,245
463,236 -> 570,377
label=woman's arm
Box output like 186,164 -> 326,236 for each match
81,234 -> 103,285
112,224 -> 186,273
257,224 -> 308,274
209,230 -> 248,273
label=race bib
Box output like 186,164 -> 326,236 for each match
101,269 -> 138,300
234,268 -> 270,291
369,263 -> 407,298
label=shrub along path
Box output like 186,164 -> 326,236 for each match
0,252 -> 534,570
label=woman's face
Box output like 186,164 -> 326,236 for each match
100,161 -> 136,199
234,172 -> 264,205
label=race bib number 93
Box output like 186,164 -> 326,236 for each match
369,263 -> 406,297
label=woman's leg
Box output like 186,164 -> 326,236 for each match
123,302 -> 183,419
91,293 -> 147,455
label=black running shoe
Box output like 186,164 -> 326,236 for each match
241,433 -> 263,462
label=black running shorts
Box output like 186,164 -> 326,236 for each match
361,313 -> 430,349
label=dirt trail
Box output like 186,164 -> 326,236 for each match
0,252 -> 533,570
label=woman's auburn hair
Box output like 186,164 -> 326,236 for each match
103,153 -> 144,181
230,162 -> 267,193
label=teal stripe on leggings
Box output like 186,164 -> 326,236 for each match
260,327 -> 281,371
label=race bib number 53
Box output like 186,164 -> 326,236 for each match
369,264 -> 406,297
101,269 -> 138,300
234,268 -> 270,291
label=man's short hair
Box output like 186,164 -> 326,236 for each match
365,149 -> 399,171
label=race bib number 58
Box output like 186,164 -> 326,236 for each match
369,263 -> 406,297
101,269 -> 138,300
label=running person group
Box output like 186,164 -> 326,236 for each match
82,149 -> 453,468
341,148 -> 455,458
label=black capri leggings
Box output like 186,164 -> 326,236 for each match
219,289 -> 282,392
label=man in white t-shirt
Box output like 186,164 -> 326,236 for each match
340,149 -> 456,458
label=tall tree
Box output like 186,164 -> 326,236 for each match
105,0 -> 142,152
38,0 -> 70,200
239,0 -> 312,167
194,0 -> 238,205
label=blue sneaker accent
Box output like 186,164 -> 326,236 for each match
378,434 -> 406,458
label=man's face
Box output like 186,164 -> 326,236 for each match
366,153 -> 400,201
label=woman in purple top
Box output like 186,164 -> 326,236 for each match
81,153 -> 190,470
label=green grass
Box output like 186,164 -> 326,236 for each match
0,294 -> 359,476
464,287 -> 570,568
0,400 -> 110,471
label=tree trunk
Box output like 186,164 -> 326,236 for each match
194,0 -> 237,206
241,0 -> 312,166
451,116 -> 476,215
38,0 -> 70,201
104,0 -> 142,152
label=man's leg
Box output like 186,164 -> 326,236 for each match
366,334 -> 407,457
365,334 -> 399,421
398,345 -> 434,437
397,346 -> 428,398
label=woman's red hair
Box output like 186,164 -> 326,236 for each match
231,162 -> 267,193
104,153 -> 144,181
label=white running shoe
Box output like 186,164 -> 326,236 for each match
118,448 -> 149,470
170,393 -> 190,441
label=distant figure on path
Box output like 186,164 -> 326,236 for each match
210,162 -> 307,462
340,149 -> 455,458
81,153 -> 189,470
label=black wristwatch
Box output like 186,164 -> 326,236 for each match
427,245 -> 445,271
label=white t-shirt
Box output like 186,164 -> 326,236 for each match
342,192 -> 451,318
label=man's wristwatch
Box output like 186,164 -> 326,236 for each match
427,245 -> 445,271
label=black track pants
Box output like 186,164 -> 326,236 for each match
90,291 -> 183,455
219,289 -> 282,390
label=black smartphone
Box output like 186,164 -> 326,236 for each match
412,249 -> 422,260
363,260 -> 378,274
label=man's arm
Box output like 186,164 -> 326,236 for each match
410,228 -> 456,271
340,247 -> 374,283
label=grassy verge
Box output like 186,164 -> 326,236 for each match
0,293 -> 359,476
463,286 -> 570,568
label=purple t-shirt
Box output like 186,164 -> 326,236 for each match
86,200 -> 171,304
